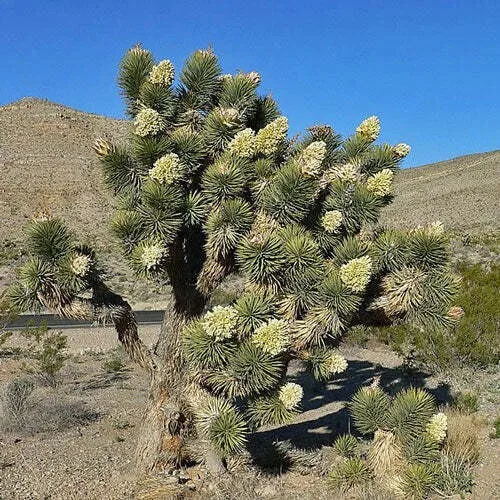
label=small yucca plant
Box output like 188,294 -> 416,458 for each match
331,386 -> 479,498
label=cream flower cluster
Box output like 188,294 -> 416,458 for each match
252,319 -> 289,355
246,71 -> 261,85
356,115 -> 381,141
149,153 -> 185,184
326,352 -> 348,374
148,59 -> 175,86
203,305 -> 239,341
217,107 -> 239,126
71,254 -> 91,277
141,243 -> 165,270
321,210 -> 343,233
426,413 -> 447,443
366,168 -> 394,197
134,107 -> 165,137
299,141 -> 326,177
340,256 -> 373,293
393,143 -> 411,159
428,220 -> 445,235
255,116 -> 289,155
279,382 -> 303,410
328,163 -> 358,184
228,128 -> 256,158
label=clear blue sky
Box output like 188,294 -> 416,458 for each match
1,0 -> 498,167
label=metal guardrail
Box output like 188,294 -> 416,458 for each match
5,310 -> 165,330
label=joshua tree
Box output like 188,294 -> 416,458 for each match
9,46 -> 460,473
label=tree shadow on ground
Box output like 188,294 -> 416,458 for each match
248,358 -> 453,466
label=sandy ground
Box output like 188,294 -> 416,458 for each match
0,329 -> 499,499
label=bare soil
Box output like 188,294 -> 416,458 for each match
0,329 -> 498,499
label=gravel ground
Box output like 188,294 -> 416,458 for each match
0,331 -> 498,499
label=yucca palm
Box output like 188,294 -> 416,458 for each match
8,45 -> 459,473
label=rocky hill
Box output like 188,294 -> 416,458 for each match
1,98 -> 498,303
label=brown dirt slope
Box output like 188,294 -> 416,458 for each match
0,97 -> 128,245
382,149 -> 500,233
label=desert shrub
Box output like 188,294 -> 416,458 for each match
443,410 -> 481,464
451,391 -> 479,414
21,322 -> 67,386
373,263 -> 499,370
328,457 -> 373,493
2,385 -> 99,434
333,434 -> 359,457
102,355 -> 127,373
1,377 -> 35,430
435,453 -> 475,497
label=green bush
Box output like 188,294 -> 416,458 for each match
21,322 -> 67,386
452,391 -> 479,414
102,355 -> 127,373
373,263 -> 499,370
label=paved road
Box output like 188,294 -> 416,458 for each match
6,310 -> 165,330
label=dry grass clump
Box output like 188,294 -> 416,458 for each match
443,410 -> 481,464
1,383 -> 99,434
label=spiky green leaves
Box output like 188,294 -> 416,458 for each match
118,45 -> 154,115
183,320 -> 236,369
27,218 -> 73,261
237,233 -> 285,288
351,387 -> 391,435
205,198 -> 253,258
202,154 -> 249,204
219,73 -> 259,118
234,291 -> 276,336
198,398 -> 248,456
259,162 -> 318,225
328,457 -> 373,493
205,342 -> 283,398
333,434 -> 359,458
180,48 -> 221,111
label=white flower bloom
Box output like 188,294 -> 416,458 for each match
71,254 -> 91,277
322,210 -> 343,233
279,382 -> 303,410
299,141 -> 326,177
393,143 -> 411,158
252,319 -> 289,355
202,305 -> 239,341
134,107 -> 165,137
149,153 -> 185,184
329,163 -> 359,183
149,59 -> 175,86
429,221 -> 445,235
366,168 -> 394,197
255,116 -> 289,155
340,256 -> 373,293
356,115 -> 381,141
229,128 -> 256,158
426,413 -> 447,443
141,243 -> 165,270
326,353 -> 348,374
